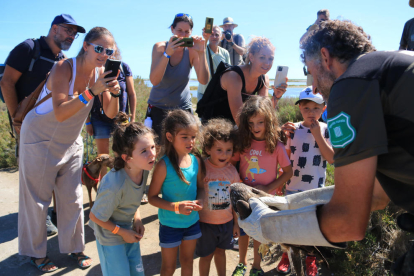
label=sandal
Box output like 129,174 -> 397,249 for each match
141,194 -> 148,205
70,253 -> 92,269
30,256 -> 58,273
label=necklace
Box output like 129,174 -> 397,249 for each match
85,70 -> 94,89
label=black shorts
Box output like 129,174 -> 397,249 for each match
195,220 -> 234,257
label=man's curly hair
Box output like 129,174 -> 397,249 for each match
300,20 -> 376,64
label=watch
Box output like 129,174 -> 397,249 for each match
110,91 -> 122,98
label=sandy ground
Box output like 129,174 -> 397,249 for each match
0,168 -> 331,276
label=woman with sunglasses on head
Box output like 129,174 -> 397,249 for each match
18,27 -> 120,273
197,25 -> 231,101
148,13 -> 209,139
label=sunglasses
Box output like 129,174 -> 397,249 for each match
89,43 -> 114,56
58,24 -> 79,39
175,13 -> 192,20
303,65 -> 309,76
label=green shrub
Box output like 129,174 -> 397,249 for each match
276,97 -> 302,124
0,103 -> 17,168
133,76 -> 151,122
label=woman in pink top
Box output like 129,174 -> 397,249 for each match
231,95 -> 292,276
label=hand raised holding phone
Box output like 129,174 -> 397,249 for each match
164,35 -> 186,57
90,69 -> 120,96
190,35 -> 206,53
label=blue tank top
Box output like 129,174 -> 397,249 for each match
158,153 -> 199,228
148,47 -> 192,110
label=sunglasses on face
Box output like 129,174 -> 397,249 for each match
303,65 -> 309,76
88,43 -> 114,56
58,24 -> 79,39
175,13 -> 192,20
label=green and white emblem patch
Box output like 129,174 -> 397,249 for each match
327,112 -> 356,148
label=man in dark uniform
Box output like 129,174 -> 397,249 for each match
237,20 -> 414,275
0,14 -> 85,239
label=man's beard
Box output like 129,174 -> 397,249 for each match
315,65 -> 336,103
54,35 -> 73,51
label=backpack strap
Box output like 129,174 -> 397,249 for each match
28,39 -> 56,72
28,39 -> 41,72
207,46 -> 215,77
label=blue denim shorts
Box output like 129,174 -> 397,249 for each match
96,240 -> 144,276
159,221 -> 202,248
90,117 -> 115,139
239,227 -> 247,237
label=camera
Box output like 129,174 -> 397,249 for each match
224,30 -> 232,40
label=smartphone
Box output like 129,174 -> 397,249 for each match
274,66 -> 289,88
205,17 -> 214,34
172,37 -> 194,47
104,59 -> 121,80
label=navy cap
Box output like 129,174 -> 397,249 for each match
51,14 -> 86,33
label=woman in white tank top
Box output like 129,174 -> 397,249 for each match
18,27 -> 120,272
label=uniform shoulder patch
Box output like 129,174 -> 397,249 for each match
327,112 -> 356,148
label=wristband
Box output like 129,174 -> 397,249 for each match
78,94 -> 88,105
85,122 -> 91,126
88,88 -> 96,97
110,91 -> 122,98
84,89 -> 93,100
112,225 -> 120,234
163,52 -> 171,59
174,202 -> 180,214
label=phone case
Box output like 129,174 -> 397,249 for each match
274,66 -> 289,88
172,37 -> 194,47
104,60 -> 121,79
205,17 -> 214,34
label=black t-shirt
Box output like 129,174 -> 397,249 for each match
5,36 -> 65,102
327,51 -> 414,213
400,18 -> 414,51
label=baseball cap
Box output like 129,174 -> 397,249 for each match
51,14 -> 86,33
220,17 -> 238,28
295,86 -> 325,105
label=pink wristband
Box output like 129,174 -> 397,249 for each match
84,89 -> 93,100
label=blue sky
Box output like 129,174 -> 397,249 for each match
1,0 -> 412,80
